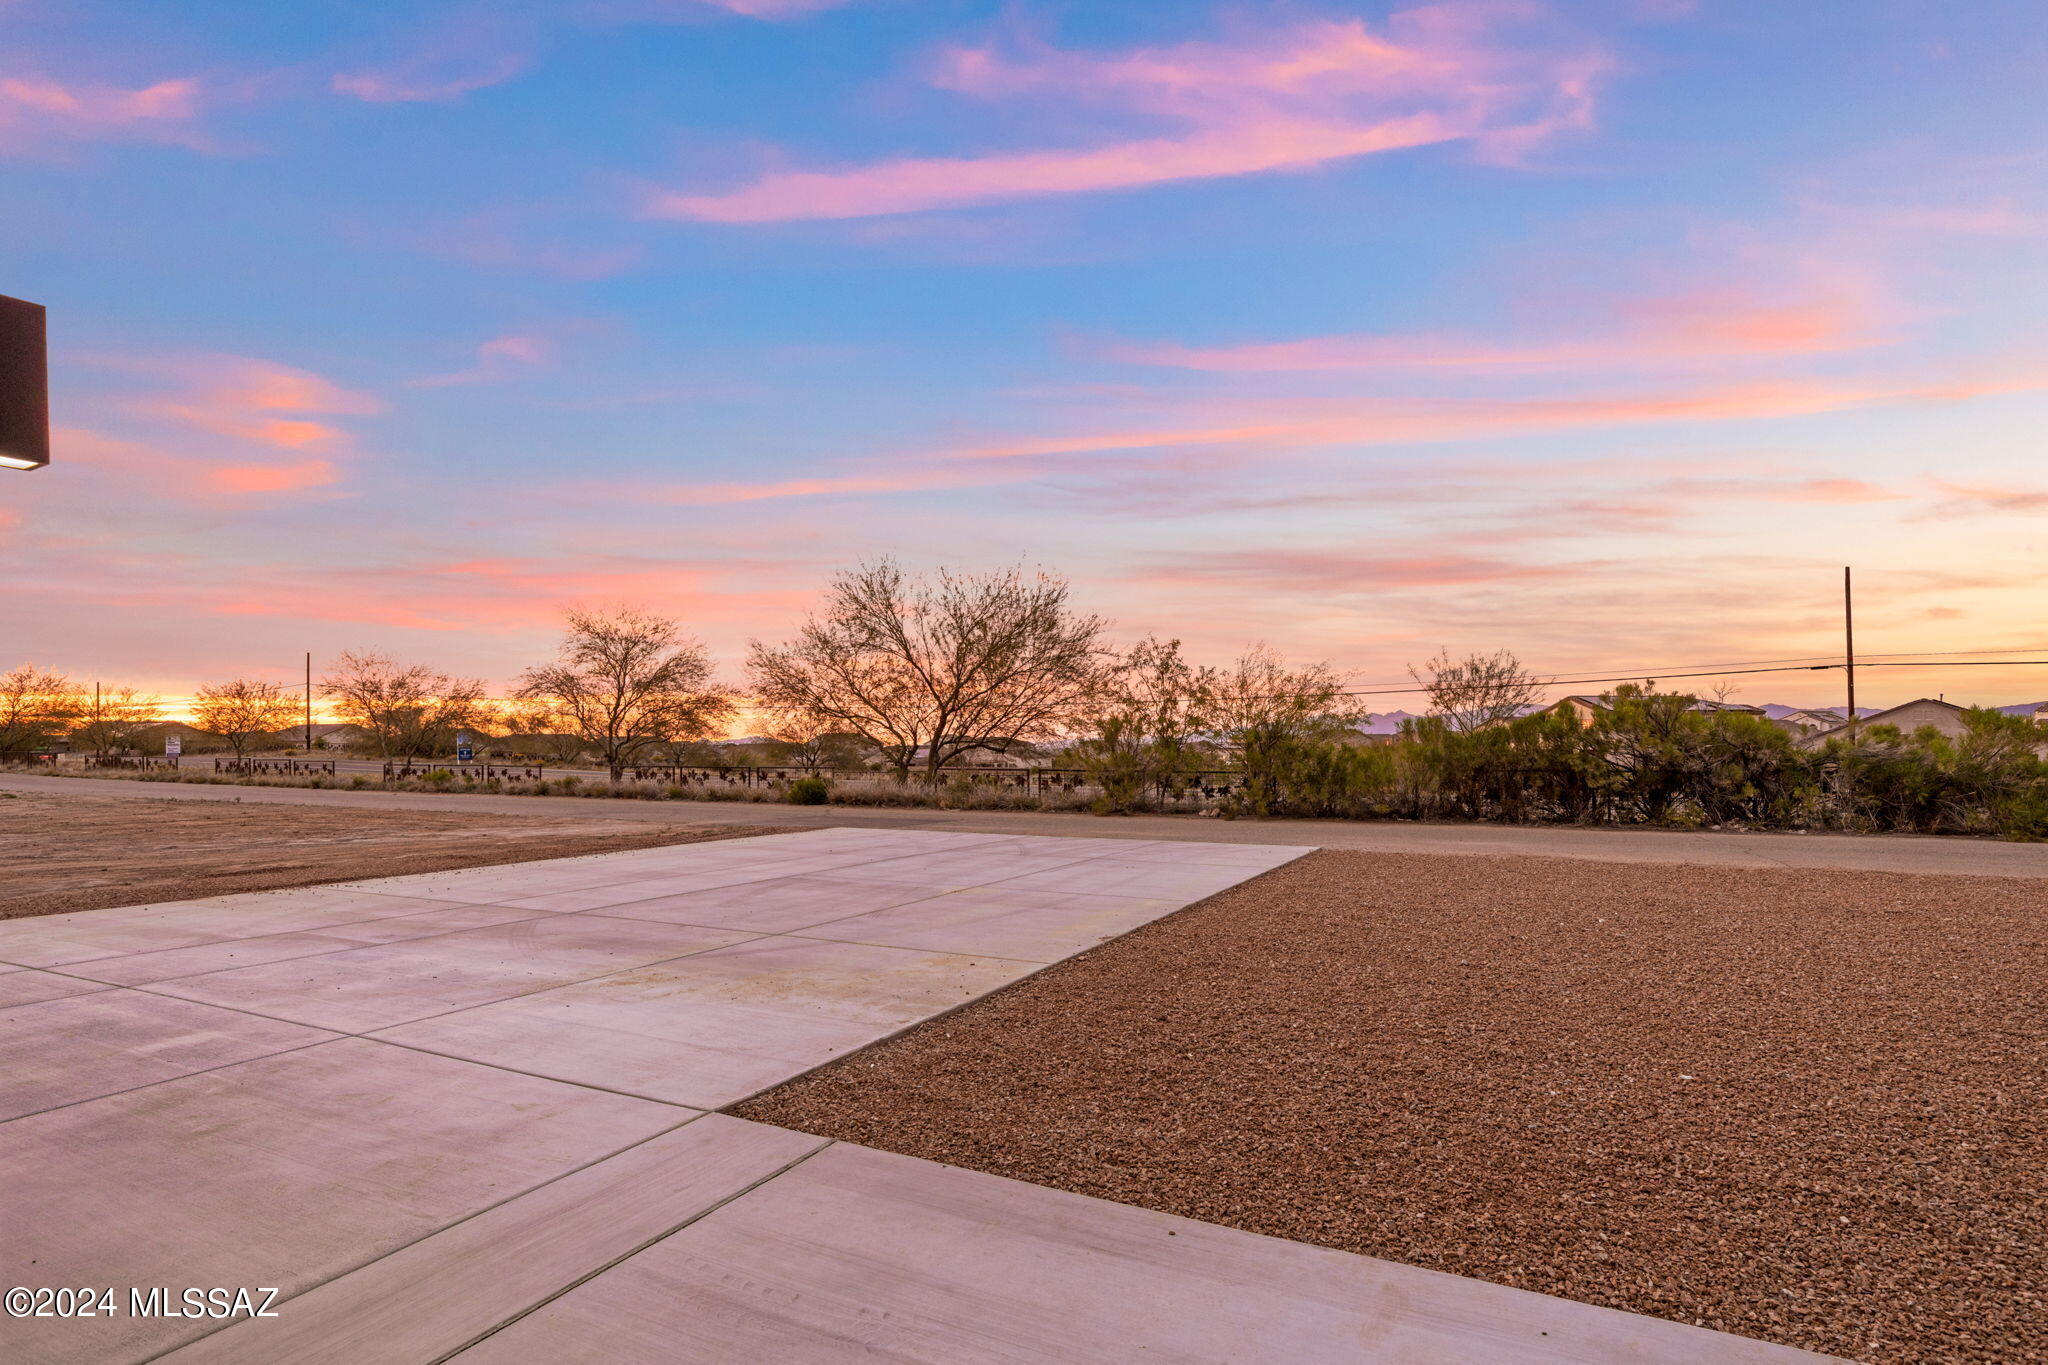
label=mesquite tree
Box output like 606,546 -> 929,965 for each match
1408,647 -> 1542,732
322,651 -> 493,761
191,679 -> 298,760
517,607 -> 735,782
750,559 -> 1106,782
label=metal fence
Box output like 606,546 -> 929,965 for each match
381,762 -> 545,782
215,758 -> 336,776
86,755 -> 181,771
623,764 -> 1251,803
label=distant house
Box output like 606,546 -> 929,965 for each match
1536,695 -> 1767,727
1767,707 -> 1844,738
1346,711 -> 1418,746
1798,698 -> 1970,748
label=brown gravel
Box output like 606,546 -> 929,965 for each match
0,792 -> 780,921
735,849 -> 2048,1363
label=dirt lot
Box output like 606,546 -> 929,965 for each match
737,849 -> 2048,1363
0,792 -> 781,920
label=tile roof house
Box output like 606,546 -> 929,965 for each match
1800,698 -> 2048,749
1798,698 -> 1968,748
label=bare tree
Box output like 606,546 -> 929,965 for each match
517,606 -> 736,782
0,665 -> 84,762
749,559 -> 1106,783
1408,647 -> 1542,732
192,679 -> 298,760
322,650 -> 493,761
71,686 -> 166,756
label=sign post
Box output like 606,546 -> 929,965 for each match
456,731 -> 473,764
165,734 -> 182,758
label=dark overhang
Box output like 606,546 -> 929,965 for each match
0,294 -> 50,471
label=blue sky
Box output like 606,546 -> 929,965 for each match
4,0 -> 2048,709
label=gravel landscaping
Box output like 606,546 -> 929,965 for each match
0,792 -> 781,921
736,849 -> 2047,1363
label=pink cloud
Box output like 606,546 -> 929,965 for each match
51,426 -> 348,506
937,371 -> 2048,464
331,13 -> 530,104
0,75 -> 203,153
140,356 -> 381,449
208,459 -> 343,494
205,554 -> 815,634
411,330 -> 557,388
333,54 -> 526,104
1922,480 -> 2048,517
594,365 -> 2038,521
648,9 -> 1605,222
1137,549 -> 1589,595
1107,287 -> 1887,374
695,0 -> 851,14
601,0 -> 854,19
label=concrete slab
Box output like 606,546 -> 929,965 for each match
802,883 -> 1184,961
0,967 -> 111,1007
0,1037 -> 689,1364
450,1138 -> 1824,1365
371,935 -> 1040,1107
0,890 -> 491,968
161,1117 -> 826,1365
59,905 -> 558,987
0,990 -> 335,1119
490,855 -> 887,912
823,847 -> 1106,890
584,873 -> 951,934
150,916 -> 758,1032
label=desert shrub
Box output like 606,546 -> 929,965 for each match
787,776 -> 831,805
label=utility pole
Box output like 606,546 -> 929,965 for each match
305,652 -> 314,754
1843,566 -> 1857,739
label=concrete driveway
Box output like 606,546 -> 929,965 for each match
2,827 -> 1830,1362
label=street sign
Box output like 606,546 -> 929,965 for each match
456,732 -> 473,763
165,734 -> 182,757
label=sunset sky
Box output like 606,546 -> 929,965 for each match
4,0 -> 2047,713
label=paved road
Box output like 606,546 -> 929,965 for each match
8,769 -> 2046,877
1,830 -> 1818,1363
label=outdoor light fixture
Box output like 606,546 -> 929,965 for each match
0,293 -> 50,471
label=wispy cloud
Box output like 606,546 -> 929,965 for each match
410,330 -> 557,388
331,14 -> 530,104
1137,548 -> 1591,594
1922,480 -> 2048,517
138,356 -> 383,449
597,0 -> 856,20
930,372 -> 2048,467
0,74 -> 204,154
648,7 -> 1606,222
1104,286 -> 1887,373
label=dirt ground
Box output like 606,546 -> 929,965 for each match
0,792 -> 782,920
737,849 -> 2048,1364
